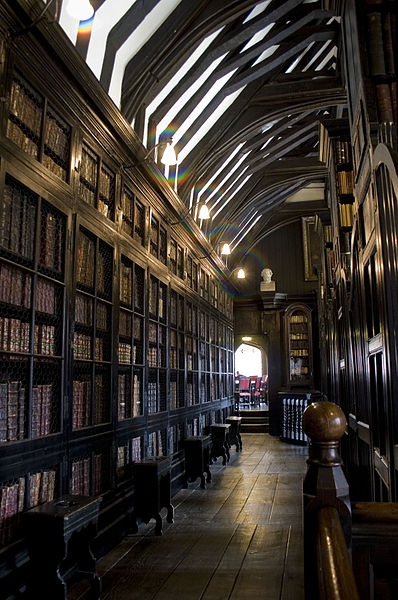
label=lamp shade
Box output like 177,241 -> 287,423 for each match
67,0 -> 94,20
221,243 -> 231,255
198,204 -> 210,220
160,143 -> 177,166
237,268 -> 246,279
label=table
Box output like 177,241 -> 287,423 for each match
131,456 -> 174,535
183,435 -> 212,489
225,416 -> 243,451
23,494 -> 101,599
210,424 -> 231,465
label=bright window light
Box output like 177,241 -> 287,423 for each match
177,87 -> 244,162
109,0 -> 181,107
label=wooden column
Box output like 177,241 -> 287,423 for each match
302,401 -> 352,599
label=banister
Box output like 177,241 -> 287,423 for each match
317,506 -> 360,600
303,401 -> 360,599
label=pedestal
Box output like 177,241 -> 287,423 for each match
131,456 -> 174,535
210,424 -> 231,465
225,416 -> 243,451
183,435 -> 212,489
23,495 -> 101,600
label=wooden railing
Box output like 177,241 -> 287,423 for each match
302,401 -> 360,600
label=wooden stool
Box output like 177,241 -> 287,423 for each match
210,424 -> 231,465
23,494 -> 101,600
226,416 -> 243,451
131,456 -> 174,535
183,435 -> 212,489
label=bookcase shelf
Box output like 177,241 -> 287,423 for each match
0,45 -> 235,574
364,2 -> 397,125
284,304 -> 313,387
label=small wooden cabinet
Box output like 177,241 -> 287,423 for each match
284,303 -> 313,388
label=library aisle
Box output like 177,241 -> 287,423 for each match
70,434 -> 307,600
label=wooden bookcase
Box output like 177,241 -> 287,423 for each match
284,303 -> 313,388
0,11 -> 235,591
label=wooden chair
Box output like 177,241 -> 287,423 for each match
238,377 -> 251,408
252,377 -> 262,407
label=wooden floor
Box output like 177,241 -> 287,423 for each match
71,434 -> 308,599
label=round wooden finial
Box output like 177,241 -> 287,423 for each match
303,401 -> 346,442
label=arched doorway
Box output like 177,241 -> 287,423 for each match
235,343 -> 263,377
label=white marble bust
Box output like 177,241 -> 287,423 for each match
260,268 -> 275,291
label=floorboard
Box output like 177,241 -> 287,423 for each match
69,433 -> 307,599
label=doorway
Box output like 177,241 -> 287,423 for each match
235,343 -> 262,377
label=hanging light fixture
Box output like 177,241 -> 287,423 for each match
237,268 -> 246,279
198,203 -> 210,220
221,243 -> 231,255
67,0 -> 94,20
160,142 -> 177,166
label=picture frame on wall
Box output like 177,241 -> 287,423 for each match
302,216 -> 320,282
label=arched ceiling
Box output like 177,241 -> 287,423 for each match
58,0 -> 346,266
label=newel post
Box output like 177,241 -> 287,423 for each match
302,401 -> 352,599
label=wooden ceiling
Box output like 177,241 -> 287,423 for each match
59,0 -> 346,264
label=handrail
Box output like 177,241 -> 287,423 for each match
303,401 -> 360,600
317,506 -> 360,600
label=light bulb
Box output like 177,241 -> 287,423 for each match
67,0 -> 94,21
198,204 -> 210,220
237,268 -> 245,279
160,143 -> 177,166
221,243 -> 231,255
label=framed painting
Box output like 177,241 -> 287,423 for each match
302,216 -> 320,281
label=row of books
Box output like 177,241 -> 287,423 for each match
290,314 -> 308,323
117,373 -> 141,420
147,430 -> 165,457
0,184 -> 36,261
339,203 -> 354,228
119,342 -> 133,364
32,384 -> 53,437
75,293 -> 93,326
42,152 -> 67,181
0,263 -> 31,309
366,10 -> 396,78
147,346 -> 159,367
6,119 -> 39,158
375,82 -> 398,123
0,381 -> 25,442
97,198 -> 112,220
99,165 -> 115,202
71,456 -> 90,496
337,170 -> 355,195
81,146 -> 98,187
147,382 -> 159,414
76,234 -> 95,288
44,112 -> 70,160
34,324 -> 56,356
0,469 -> 56,546
79,181 -> 96,208
9,77 -> 42,136
39,211 -> 64,273
72,380 -> 91,429
94,374 -> 108,425
73,332 -> 92,360
120,263 -> 133,305
117,437 -> 142,478
0,317 -> 30,353
121,188 -> 134,222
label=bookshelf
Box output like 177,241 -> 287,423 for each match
364,2 -> 397,125
118,256 -> 145,421
0,40 -> 235,585
72,227 -> 113,429
285,304 -> 313,387
79,142 -> 116,221
7,71 -> 71,181
169,289 -> 185,410
147,275 -> 167,414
